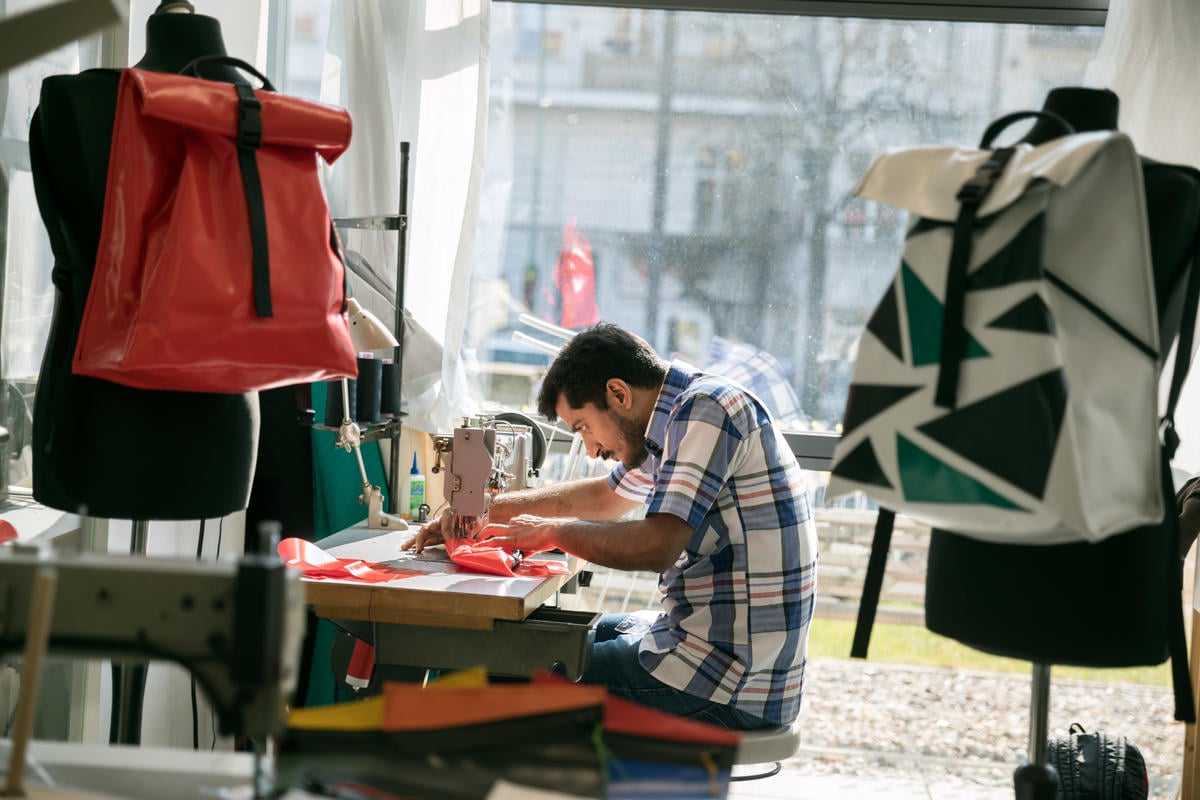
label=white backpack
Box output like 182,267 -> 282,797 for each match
827,112 -> 1171,544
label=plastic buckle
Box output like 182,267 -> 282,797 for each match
237,92 -> 263,150
1161,417 -> 1181,457
956,148 -> 1014,204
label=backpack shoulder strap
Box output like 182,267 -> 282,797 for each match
850,508 -> 895,658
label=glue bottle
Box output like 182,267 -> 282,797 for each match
404,452 -> 426,521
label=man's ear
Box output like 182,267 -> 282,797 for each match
606,379 -> 633,410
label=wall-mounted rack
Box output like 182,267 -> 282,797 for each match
329,141 -> 411,515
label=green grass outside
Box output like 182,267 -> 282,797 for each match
808,617 -> 1172,687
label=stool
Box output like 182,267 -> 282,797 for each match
731,719 -> 802,781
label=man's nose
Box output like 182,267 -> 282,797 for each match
581,433 -> 600,458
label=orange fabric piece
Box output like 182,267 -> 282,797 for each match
444,536 -> 570,578
381,682 -> 607,731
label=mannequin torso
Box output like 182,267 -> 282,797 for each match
28,12 -> 259,519
924,86 -> 1200,673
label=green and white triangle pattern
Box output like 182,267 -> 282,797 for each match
901,262 -> 989,366
896,434 -> 1026,511
830,134 -> 1165,544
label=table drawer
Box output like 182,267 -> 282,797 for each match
366,607 -> 601,680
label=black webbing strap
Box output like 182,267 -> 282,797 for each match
850,507 -> 895,659
1161,225 -> 1200,461
1168,554 -> 1194,721
934,147 -> 1016,409
1164,224 -> 1200,723
329,223 -> 349,314
235,83 -> 273,318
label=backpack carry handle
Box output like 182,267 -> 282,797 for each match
179,55 -> 277,93
979,110 -> 1075,149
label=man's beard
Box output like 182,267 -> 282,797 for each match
615,411 -> 649,469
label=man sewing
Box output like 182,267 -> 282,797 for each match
404,323 -> 818,731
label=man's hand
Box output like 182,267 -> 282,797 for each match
478,514 -> 564,554
401,509 -> 450,554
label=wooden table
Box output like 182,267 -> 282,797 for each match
301,524 -> 597,679
1183,560 -> 1200,797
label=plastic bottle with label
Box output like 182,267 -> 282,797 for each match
403,451 -> 426,520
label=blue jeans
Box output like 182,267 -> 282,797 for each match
579,613 -> 773,731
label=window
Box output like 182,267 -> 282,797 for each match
469,4 -> 1102,428
0,25 -> 106,491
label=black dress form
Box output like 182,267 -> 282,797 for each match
28,11 -> 259,519
925,88 -> 1200,677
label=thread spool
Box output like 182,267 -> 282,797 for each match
356,354 -> 383,423
380,359 -> 402,417
323,379 -> 357,427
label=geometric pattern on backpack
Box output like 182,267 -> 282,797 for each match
829,131 -> 1164,544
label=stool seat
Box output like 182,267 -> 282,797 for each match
735,719 -> 802,766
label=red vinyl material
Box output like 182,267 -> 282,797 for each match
73,68 -> 357,393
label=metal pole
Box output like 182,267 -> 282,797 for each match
524,5 -> 548,315
645,11 -> 676,349
390,142 -> 410,515
1013,662 -> 1058,800
1027,662 -> 1051,766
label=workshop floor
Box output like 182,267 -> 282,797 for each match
729,753 -> 1015,800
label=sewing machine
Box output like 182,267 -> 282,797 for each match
431,413 -> 545,536
305,413 -> 599,681
0,546 -> 305,742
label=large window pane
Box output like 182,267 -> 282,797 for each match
469,4 -> 1101,429
0,3 -> 105,490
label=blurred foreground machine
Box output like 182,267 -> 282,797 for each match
0,544 -> 304,790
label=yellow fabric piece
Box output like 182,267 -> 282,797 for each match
426,666 -> 489,688
287,695 -> 385,731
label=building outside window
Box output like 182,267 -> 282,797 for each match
468,4 -> 1101,426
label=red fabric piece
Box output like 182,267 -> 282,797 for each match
74,67 -> 357,393
553,221 -> 600,329
0,521 -> 16,544
277,537 -> 421,583
346,639 -> 375,689
445,536 -> 570,578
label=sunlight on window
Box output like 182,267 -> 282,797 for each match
467,4 -> 1101,430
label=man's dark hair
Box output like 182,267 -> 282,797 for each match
537,323 -> 666,421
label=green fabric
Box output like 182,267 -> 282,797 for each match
303,619 -> 359,708
902,262 -> 989,366
304,381 -> 393,707
311,381 -> 392,537
897,433 -> 1026,511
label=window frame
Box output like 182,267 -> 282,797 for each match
503,0 -> 1106,25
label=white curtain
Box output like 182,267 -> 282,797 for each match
1087,0 -> 1200,476
1085,0 -> 1200,168
321,0 -> 489,433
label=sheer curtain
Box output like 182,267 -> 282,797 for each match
1087,0 -> 1200,476
318,0 -> 489,433
1086,0 -> 1200,168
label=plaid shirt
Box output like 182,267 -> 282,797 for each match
607,362 -> 819,724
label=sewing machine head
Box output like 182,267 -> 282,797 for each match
0,546 -> 304,741
431,413 -> 545,535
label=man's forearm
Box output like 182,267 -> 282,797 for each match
487,476 -> 636,523
550,515 -> 693,573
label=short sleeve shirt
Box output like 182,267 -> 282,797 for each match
606,362 -> 819,724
